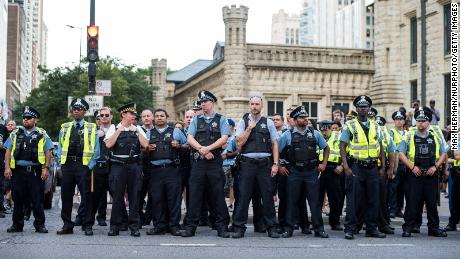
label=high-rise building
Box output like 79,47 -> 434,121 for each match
0,0 -> 8,102
271,9 -> 300,45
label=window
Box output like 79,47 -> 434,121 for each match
445,73 -> 451,119
366,29 -> 371,37
444,4 -> 451,55
410,80 -> 418,103
410,16 -> 417,64
267,101 -> 284,116
366,41 -> 371,49
366,16 -> 371,25
338,0 -> 342,5
301,102 -> 318,120
285,28 -> 290,44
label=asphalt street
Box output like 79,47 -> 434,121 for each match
1,188 -> 460,259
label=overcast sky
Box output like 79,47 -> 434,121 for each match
44,0 -> 302,71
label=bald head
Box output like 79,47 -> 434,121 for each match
185,110 -> 195,126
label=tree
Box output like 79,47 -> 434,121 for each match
14,57 -> 155,140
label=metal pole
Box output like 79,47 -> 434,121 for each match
88,0 -> 96,95
420,0 -> 427,106
90,0 -> 95,25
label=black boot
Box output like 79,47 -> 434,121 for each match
181,227 -> 195,237
7,225 -> 23,233
231,228 -> 245,238
281,228 -> 293,238
267,228 -> 280,238
108,226 -> 119,236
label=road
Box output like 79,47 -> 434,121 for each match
0,188 -> 459,259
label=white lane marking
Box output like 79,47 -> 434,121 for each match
358,244 -> 414,247
160,244 -> 217,247
308,245 -> 324,248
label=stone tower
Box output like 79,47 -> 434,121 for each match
371,1 -> 404,120
151,58 -> 168,109
221,5 -> 249,119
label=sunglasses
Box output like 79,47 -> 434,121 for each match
99,114 -> 110,117
73,107 -> 85,111
23,116 -> 34,120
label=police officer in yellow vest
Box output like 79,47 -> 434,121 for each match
399,107 -> 447,237
445,150 -> 460,231
340,95 -> 386,240
4,106 -> 53,233
318,120 -> 344,231
388,111 -> 407,218
57,98 -> 100,235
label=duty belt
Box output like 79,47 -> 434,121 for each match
16,164 -> 40,173
110,156 -> 140,164
66,155 -> 83,162
150,163 -> 177,168
96,161 -> 108,168
240,156 -> 271,166
351,158 -> 377,169
292,159 -> 318,169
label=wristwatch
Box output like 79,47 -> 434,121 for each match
273,162 -> 279,166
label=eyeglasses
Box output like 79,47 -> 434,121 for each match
99,114 -> 110,117
23,116 -> 34,120
73,107 -> 84,111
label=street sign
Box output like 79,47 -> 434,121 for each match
96,80 -> 111,96
68,95 -> 104,117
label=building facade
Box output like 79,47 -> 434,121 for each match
271,9 -> 300,45
153,5 -> 374,123
0,0 -> 7,101
372,0 -> 454,126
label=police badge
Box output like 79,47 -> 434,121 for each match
212,122 -> 218,128
260,123 -> 267,129
165,133 -> 172,139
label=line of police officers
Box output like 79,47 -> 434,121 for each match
2,91 -> 455,239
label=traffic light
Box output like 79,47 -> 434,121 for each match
87,25 -> 99,62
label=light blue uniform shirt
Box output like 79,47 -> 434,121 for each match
57,119 -> 100,170
397,131 -> 446,155
5,126 -> 54,166
278,127 -> 328,154
187,112 -> 231,137
223,135 -> 237,166
148,126 -> 187,166
235,115 -> 279,158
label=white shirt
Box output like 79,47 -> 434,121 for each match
104,123 -> 146,140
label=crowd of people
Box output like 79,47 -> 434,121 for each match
0,90 -> 457,240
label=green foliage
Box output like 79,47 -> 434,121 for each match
14,57 -> 155,140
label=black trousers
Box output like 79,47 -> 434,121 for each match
11,166 -> 45,228
89,167 -> 109,226
277,173 -> 310,230
285,166 -> 324,232
149,166 -> 182,229
0,167 -> 4,212
449,168 -> 460,225
61,161 -> 91,229
232,158 -> 276,231
344,164 -> 379,234
402,174 -> 440,232
109,162 -> 142,230
139,164 -> 152,225
233,171 -> 265,229
184,158 -> 229,230
319,166 -> 343,227
388,163 -> 406,214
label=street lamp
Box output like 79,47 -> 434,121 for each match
65,24 -> 82,67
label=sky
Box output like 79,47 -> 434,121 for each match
44,0 -> 303,71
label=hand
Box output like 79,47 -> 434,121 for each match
199,146 -> 210,156
221,153 -> 227,160
247,120 -> 257,130
41,168 -> 49,180
204,152 -> 214,160
318,163 -> 326,173
344,166 -> 353,176
427,166 -> 437,176
412,166 -> 422,177
97,129 -> 105,138
271,164 -> 278,177
387,169 -> 394,180
171,140 -> 179,149
129,125 -> 138,132
148,143 -> 156,151
279,166 -> 290,176
4,168 -> 12,179
334,165 -> 343,174
379,168 -> 385,177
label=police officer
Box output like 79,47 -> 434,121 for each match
388,111 -> 407,218
231,96 -> 280,238
4,107 -> 53,233
181,90 -> 230,238
340,95 -> 386,240
318,120 -> 344,231
0,121 -> 8,218
278,106 -> 329,238
57,98 -> 100,235
145,108 -> 187,236
445,150 -> 460,231
105,103 -> 149,237
139,109 -> 154,227
89,107 -> 115,228
399,107 -> 447,237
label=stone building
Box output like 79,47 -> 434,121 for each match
152,5 -> 375,122
372,0 -> 455,126
271,9 -> 300,45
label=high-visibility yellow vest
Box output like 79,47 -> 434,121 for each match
319,131 -> 341,163
60,121 -> 96,166
390,128 -> 406,148
406,130 -> 440,163
346,119 -> 380,160
10,127 -> 47,169
454,159 -> 460,167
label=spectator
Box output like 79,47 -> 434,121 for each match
429,100 -> 441,125
333,109 -> 344,124
407,100 -> 420,126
